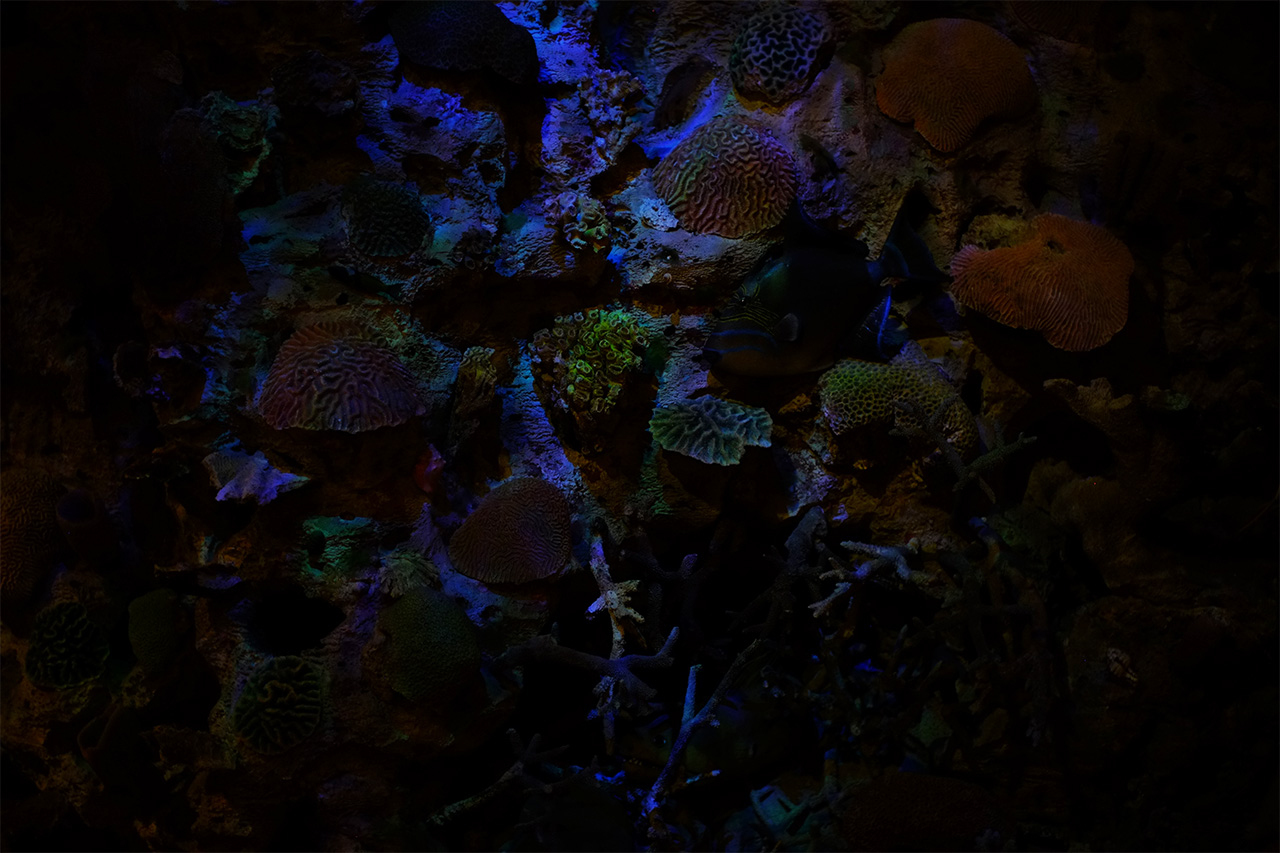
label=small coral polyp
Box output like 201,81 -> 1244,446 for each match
232,655 -> 325,754
258,321 -> 424,432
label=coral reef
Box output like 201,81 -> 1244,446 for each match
372,586 -> 480,703
0,470 -> 65,607
25,602 -> 110,690
127,589 -> 186,673
875,18 -> 1037,152
729,3 -> 832,106
202,449 -> 309,503
340,177 -> 433,260
448,478 -> 572,585
231,655 -> 325,754
388,1 -> 538,85
950,214 -> 1134,350
648,396 -> 773,466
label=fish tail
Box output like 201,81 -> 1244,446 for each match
877,190 -> 945,283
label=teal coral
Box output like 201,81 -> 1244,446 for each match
729,4 -> 831,106
232,656 -> 325,754
377,587 -> 480,703
649,396 -> 773,466
128,589 -> 185,673
817,342 -> 977,455
26,602 -> 110,689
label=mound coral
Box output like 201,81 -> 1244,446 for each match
388,1 -> 539,86
875,18 -> 1036,152
729,3 -> 831,106
128,589 -> 186,673
448,478 -> 572,585
258,321 -> 424,432
530,308 -> 652,445
26,602 -> 110,689
652,116 -> 796,238
649,397 -> 773,466
232,656 -> 325,754
341,178 -> 432,259
1,469 -> 65,605
949,214 -> 1133,351
817,342 -> 977,455
376,586 -> 480,703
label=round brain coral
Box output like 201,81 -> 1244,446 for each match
875,18 -> 1036,152
341,178 -> 432,259
232,656 -> 325,754
258,322 -> 424,432
652,116 -> 796,238
377,586 -> 480,703
448,478 -> 572,585
1,469 -> 65,606
26,602 -> 110,690
649,396 -> 773,466
729,4 -> 831,106
949,214 -> 1133,351
389,1 -> 538,85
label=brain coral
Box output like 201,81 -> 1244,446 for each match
652,116 -> 796,238
949,214 -> 1133,351
875,18 -> 1036,152
1,469 -> 65,605
818,342 -> 977,454
128,589 -> 185,673
649,396 -> 773,466
258,321 -> 424,432
232,656 -> 324,754
341,178 -> 432,259
729,4 -> 831,105
376,586 -> 480,703
26,602 -> 110,689
389,1 -> 539,86
448,478 -> 572,585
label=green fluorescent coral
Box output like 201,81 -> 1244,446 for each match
26,602 -> 110,690
232,656 -> 325,754
649,396 -> 773,466
377,587 -> 480,703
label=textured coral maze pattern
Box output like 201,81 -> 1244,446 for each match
232,656 -> 324,754
875,18 -> 1036,152
258,322 -> 424,432
729,4 -> 830,105
377,587 -> 480,703
652,116 -> 796,238
25,602 -> 110,690
448,478 -> 572,585
949,214 -> 1133,351
341,178 -> 433,259
649,396 -> 773,466
0,469 -> 64,605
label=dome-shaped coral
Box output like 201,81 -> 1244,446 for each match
389,1 -> 538,85
448,478 -> 572,585
949,214 -> 1133,351
26,602 -> 110,690
729,3 -> 832,106
341,178 -> 432,259
1,469 -> 65,606
376,586 -> 480,703
652,116 -> 796,238
258,321 -> 425,432
232,656 -> 325,754
649,396 -> 773,466
875,18 -> 1036,152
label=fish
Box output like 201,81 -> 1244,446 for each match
703,191 -> 944,376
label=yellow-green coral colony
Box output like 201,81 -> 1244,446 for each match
649,396 -> 773,466
531,308 -> 650,426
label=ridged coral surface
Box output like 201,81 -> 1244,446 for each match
341,178 -> 432,259
448,478 -> 572,584
652,116 -> 796,238
875,18 -> 1036,152
388,1 -> 538,85
258,322 -> 424,432
26,602 -> 110,689
232,656 -> 324,754
729,4 -> 830,105
649,396 -> 773,466
0,470 -> 64,604
377,587 -> 480,703
128,589 -> 184,673
949,215 -> 1133,351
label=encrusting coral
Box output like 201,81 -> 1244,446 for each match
448,478 -> 573,585
651,115 -> 797,238
648,396 -> 773,466
232,655 -> 325,754
1,469 -> 66,607
729,3 -> 832,106
875,18 -> 1036,152
26,602 -> 110,690
257,321 -> 425,432
949,214 -> 1133,351
374,586 -> 480,703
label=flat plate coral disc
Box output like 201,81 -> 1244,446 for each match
258,322 -> 424,432
448,478 -> 572,585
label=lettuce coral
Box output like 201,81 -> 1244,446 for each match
232,656 -> 325,754
649,396 -> 773,466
